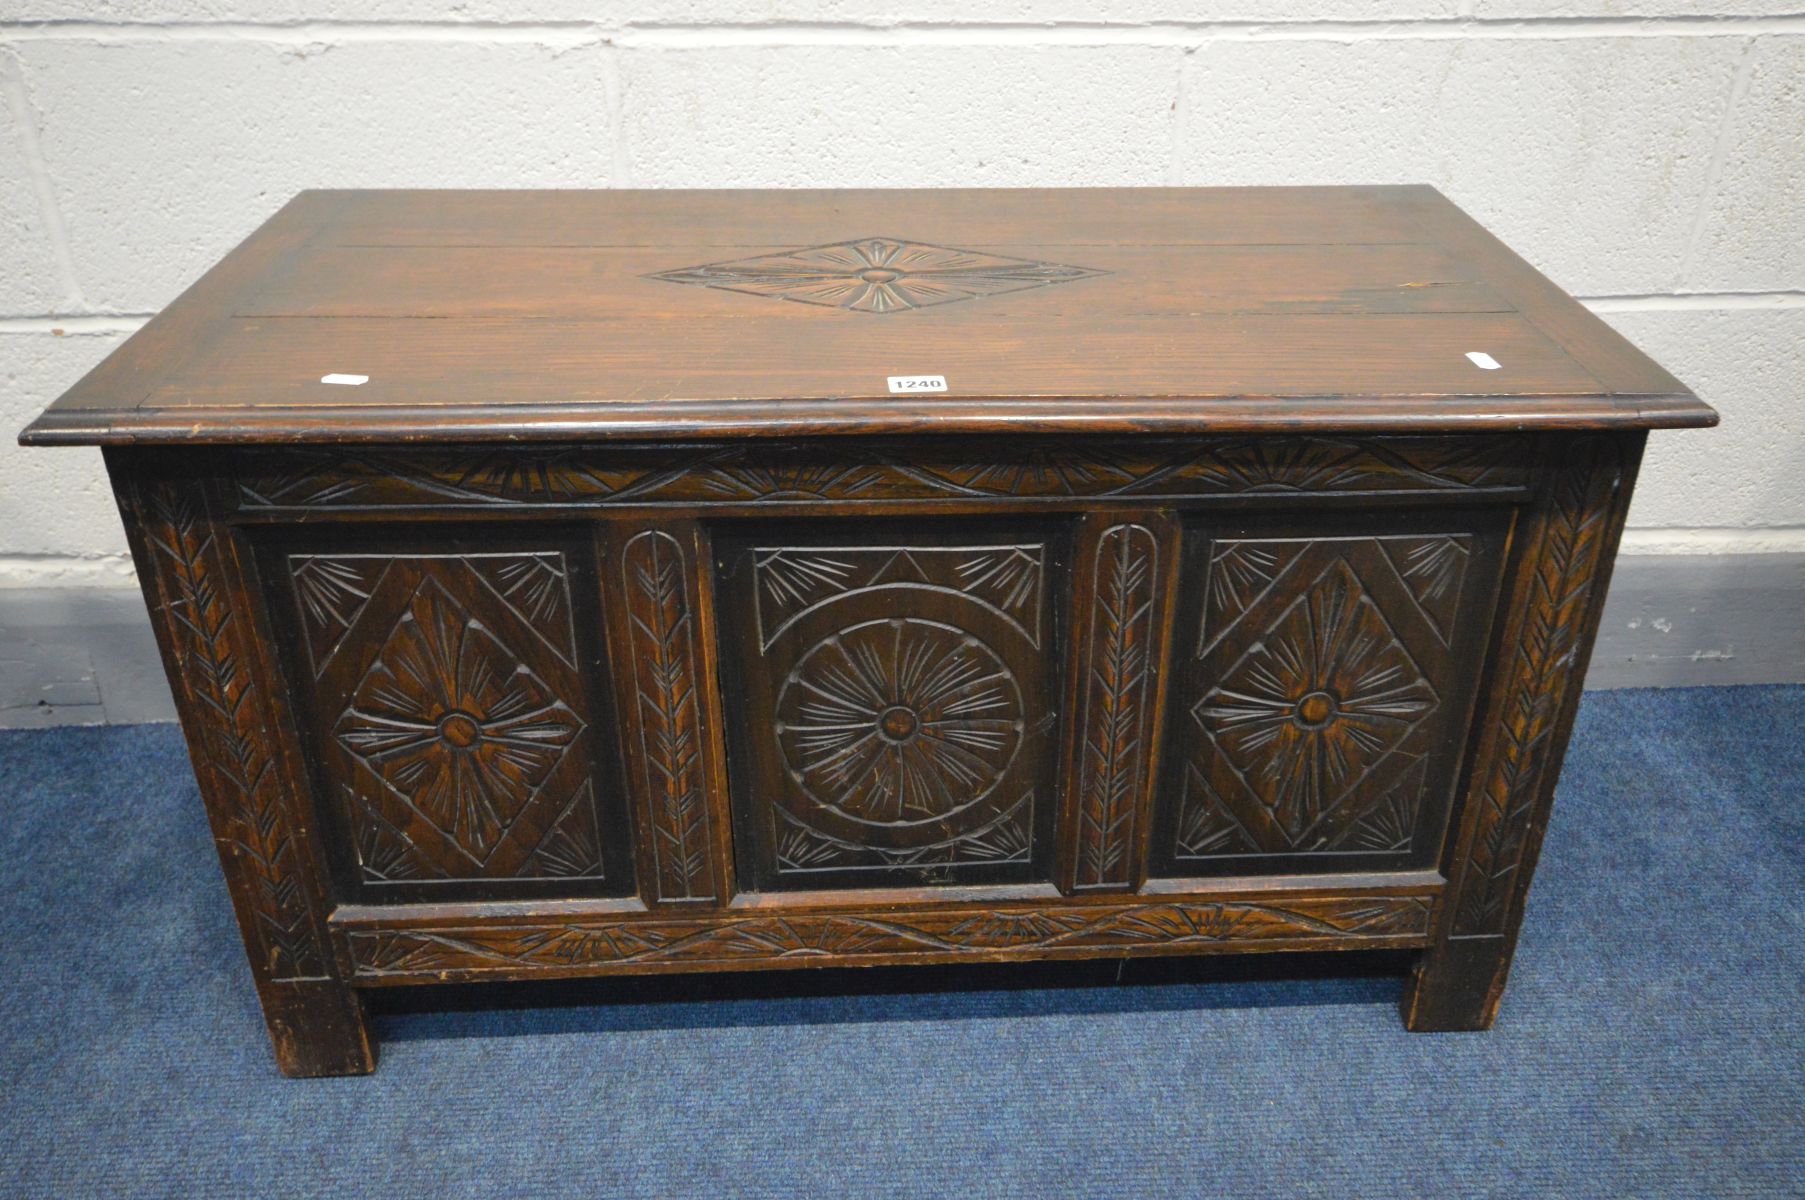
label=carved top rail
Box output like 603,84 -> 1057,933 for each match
230,436 -> 1537,513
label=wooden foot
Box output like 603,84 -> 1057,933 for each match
1399,937 -> 1512,1032
258,980 -> 378,1078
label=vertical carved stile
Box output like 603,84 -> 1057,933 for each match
133,477 -> 328,982
620,529 -> 719,903
1069,520 -> 1172,892
1448,438 -> 1625,936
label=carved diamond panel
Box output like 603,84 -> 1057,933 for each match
1195,559 -> 1437,844
1161,529 -> 1498,875
649,237 -> 1104,313
278,549 -> 627,894
337,579 -> 582,861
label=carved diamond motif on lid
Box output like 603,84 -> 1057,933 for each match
1193,558 -> 1437,845
649,237 -> 1105,314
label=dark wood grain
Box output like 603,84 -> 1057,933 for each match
31,191 -> 1715,1075
1060,513 -> 1180,893
601,522 -> 733,906
255,531 -> 639,904
1151,511 -> 1511,881
21,188 -> 1713,447
713,521 -> 1063,891
1402,433 -> 1644,1031
342,892 -> 1435,985
227,435 -> 1539,513
110,455 -> 374,1077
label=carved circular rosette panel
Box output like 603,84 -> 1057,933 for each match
774,617 -> 1025,847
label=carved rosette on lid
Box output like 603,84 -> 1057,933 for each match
649,237 -> 1105,313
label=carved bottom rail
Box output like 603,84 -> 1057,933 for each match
342,893 -> 1435,983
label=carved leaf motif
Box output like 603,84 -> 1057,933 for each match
352,799 -> 444,882
954,548 -> 1044,629
755,550 -> 858,642
1194,556 -> 1437,847
353,778 -> 604,884
753,543 -> 1045,649
289,556 -> 384,674
141,484 -> 325,981
1200,541 -> 1306,657
1174,436 -> 1519,494
1383,536 -> 1472,646
774,792 -> 1033,874
776,618 -> 1024,825
349,895 -> 1433,977
519,782 -> 607,879
414,451 -> 667,503
623,531 -> 716,901
1175,769 -> 1261,859
696,459 -> 891,501
336,579 -> 582,863
648,237 -> 1104,314
1344,759 -> 1429,853
236,436 -> 1531,510
467,554 -> 578,665
1455,440 -> 1619,933
906,445 -> 1180,497
1073,524 -> 1161,889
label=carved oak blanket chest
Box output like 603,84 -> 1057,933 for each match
21,187 -> 1715,1076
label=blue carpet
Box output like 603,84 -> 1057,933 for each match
1,686 -> 1801,1198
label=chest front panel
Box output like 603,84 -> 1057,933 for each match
223,435 -> 1541,914
1151,511 -> 1511,881
260,527 -> 639,903
712,522 -> 1068,891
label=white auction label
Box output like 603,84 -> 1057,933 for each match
1465,352 -> 1502,371
887,374 -> 948,394
320,373 -> 369,386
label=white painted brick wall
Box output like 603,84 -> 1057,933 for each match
0,330 -> 133,575
1,4 -> 1801,588
19,39 -> 618,313
1602,306 -> 1805,532
623,45 -> 1182,186
1176,37 -> 1744,296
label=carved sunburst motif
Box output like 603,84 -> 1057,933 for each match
338,580 -> 581,861
1194,559 -> 1437,843
776,618 -> 1024,824
650,237 -> 1104,313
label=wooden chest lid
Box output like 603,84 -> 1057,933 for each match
20,186 -> 1715,446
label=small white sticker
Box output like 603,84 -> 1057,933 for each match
888,374 -> 947,394
1465,352 -> 1502,371
320,373 -> 369,386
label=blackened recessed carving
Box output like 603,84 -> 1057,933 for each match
649,237 -> 1105,314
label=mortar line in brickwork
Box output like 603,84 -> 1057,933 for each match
1677,37 -> 1761,288
0,316 -> 149,334
1581,291 -> 1805,313
3,15 -> 1805,43
614,17 -> 1805,46
0,49 -> 84,312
